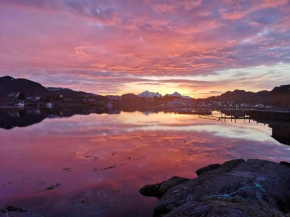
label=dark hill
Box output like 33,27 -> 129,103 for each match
207,89 -> 272,104
0,76 -> 107,101
0,76 -> 49,95
47,87 -> 107,101
272,85 -> 290,93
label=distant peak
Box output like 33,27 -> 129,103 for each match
166,92 -> 182,97
138,90 -> 163,98
165,91 -> 192,99
233,89 -> 246,92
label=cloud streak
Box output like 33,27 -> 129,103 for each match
0,0 -> 290,96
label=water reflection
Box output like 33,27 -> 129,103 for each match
0,108 -> 289,146
0,108 -> 121,130
269,123 -> 290,145
0,109 -> 289,217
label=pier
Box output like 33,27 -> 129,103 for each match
198,108 -> 290,124
220,108 -> 290,122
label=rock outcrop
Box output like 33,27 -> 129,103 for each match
140,176 -> 190,199
140,159 -> 290,217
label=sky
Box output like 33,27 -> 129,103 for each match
0,0 -> 290,98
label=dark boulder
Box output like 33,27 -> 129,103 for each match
140,159 -> 290,217
196,163 -> 221,176
220,158 -> 245,170
163,200 -> 284,217
139,176 -> 190,199
139,182 -> 163,198
280,161 -> 290,168
159,176 -> 190,196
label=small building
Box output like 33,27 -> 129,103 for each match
269,85 -> 290,108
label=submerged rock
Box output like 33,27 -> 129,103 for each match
140,159 -> 290,217
5,206 -> 27,213
45,183 -> 61,190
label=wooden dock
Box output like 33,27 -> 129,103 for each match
197,108 -> 290,123
220,108 -> 290,122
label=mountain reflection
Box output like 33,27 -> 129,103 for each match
0,108 -> 121,130
0,108 -> 289,146
0,110 -> 290,217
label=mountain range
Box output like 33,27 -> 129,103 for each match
137,90 -> 162,98
0,76 -> 286,104
207,89 -> 273,104
137,90 -> 191,99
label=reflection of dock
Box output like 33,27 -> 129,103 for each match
178,110 -> 212,115
198,114 -> 251,123
269,123 -> 290,145
198,115 -> 220,121
198,109 -> 290,146
249,109 -> 290,121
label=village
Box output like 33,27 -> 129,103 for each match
1,83 -> 289,112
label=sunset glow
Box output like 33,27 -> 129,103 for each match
1,0 -> 290,97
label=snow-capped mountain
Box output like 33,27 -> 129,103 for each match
138,90 -> 162,98
138,90 -> 192,99
166,91 -> 183,97
166,92 -> 192,99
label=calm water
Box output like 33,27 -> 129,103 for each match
0,109 -> 290,217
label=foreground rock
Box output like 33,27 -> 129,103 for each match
140,159 -> 290,217
140,176 -> 190,199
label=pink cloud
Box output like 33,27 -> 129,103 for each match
0,0 -> 289,95
261,0 -> 289,7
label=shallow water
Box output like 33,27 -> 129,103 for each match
0,109 -> 290,217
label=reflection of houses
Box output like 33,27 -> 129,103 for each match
269,85 -> 290,108
269,123 -> 290,145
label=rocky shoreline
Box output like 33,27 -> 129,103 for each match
140,159 -> 290,217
